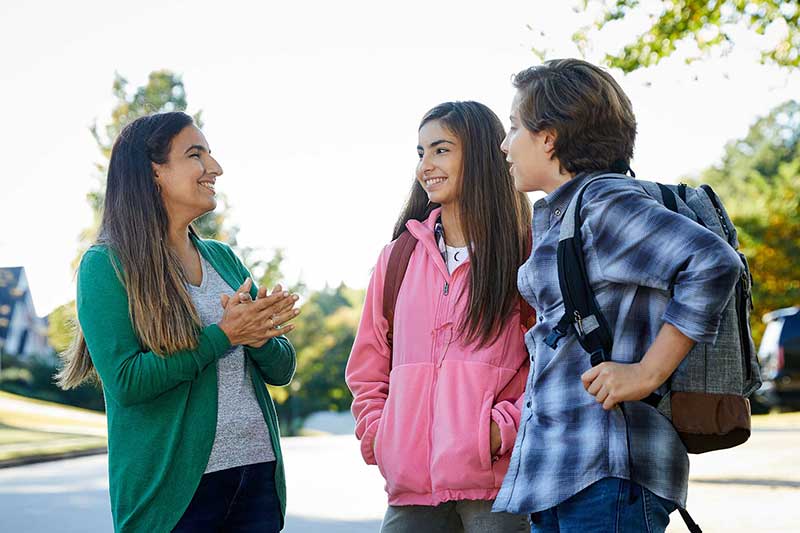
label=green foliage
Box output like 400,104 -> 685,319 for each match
1,353 -> 105,411
581,0 -> 800,72
691,100 -> 800,343
47,301 -> 77,354
241,247 -> 306,295
271,284 -> 364,434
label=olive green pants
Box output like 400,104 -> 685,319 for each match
381,500 -> 530,533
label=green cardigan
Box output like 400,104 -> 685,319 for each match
77,235 -> 295,533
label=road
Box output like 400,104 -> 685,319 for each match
1,420 -> 798,532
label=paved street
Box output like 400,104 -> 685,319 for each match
1,419 -> 798,532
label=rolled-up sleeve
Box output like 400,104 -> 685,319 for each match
581,181 -> 743,344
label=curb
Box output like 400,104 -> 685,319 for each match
0,447 -> 108,469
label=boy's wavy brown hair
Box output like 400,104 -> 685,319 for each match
513,59 -> 637,174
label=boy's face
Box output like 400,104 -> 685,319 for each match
501,91 -> 563,194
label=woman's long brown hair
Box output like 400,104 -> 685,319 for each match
57,112 -> 203,389
393,101 -> 532,347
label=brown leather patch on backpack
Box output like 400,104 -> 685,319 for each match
670,391 -> 752,454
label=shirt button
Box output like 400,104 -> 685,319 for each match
526,401 -> 532,408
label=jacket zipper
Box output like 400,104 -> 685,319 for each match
429,269 -> 452,493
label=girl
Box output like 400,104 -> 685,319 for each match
493,59 -> 743,533
57,112 -> 299,533
346,101 -> 532,533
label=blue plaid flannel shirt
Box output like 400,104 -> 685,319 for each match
493,173 -> 743,514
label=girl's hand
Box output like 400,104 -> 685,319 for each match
490,420 -> 502,458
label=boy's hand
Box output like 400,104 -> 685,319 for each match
580,362 -> 658,410
580,323 -> 696,410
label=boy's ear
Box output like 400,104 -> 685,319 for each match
543,130 -> 557,157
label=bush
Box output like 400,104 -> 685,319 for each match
0,352 -> 104,411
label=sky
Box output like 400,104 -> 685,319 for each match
1,0 -> 798,316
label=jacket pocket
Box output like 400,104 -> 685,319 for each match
429,362 -> 497,491
377,364 -> 433,496
478,391 -> 494,471
374,413 -> 387,479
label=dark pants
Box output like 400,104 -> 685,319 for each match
172,461 -> 282,533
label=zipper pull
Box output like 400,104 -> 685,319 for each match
443,281 -> 449,296
574,310 -> 584,337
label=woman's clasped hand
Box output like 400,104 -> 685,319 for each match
218,278 -> 301,347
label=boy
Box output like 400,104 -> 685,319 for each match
493,59 -> 742,532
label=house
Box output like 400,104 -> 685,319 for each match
0,267 -> 53,359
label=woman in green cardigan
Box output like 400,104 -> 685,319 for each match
57,111 -> 298,533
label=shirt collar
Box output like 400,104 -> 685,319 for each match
536,171 -> 594,220
434,218 -> 447,260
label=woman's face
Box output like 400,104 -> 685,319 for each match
501,90 -> 559,193
416,120 -> 463,207
152,125 -> 223,223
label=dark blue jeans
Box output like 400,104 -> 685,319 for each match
172,461 -> 282,533
530,477 -> 677,533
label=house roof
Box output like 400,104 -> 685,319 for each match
0,267 -> 27,339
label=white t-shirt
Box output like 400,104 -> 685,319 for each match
445,244 -> 469,274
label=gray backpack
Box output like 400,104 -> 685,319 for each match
545,172 -> 761,454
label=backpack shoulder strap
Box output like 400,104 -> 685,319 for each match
551,172 -> 627,364
382,231 -> 418,368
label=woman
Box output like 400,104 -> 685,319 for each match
57,112 -> 299,533
346,101 -> 533,532
492,59 -> 742,532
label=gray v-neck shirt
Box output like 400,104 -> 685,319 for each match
187,254 -> 275,474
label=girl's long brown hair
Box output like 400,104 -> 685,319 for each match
393,101 -> 532,347
57,112 -> 203,389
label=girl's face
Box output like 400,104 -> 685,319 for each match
416,120 -> 463,207
152,125 -> 223,223
501,90 -> 561,193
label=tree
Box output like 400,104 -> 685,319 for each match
578,0 -> 800,72
80,70 -> 235,259
47,301 -> 77,354
692,100 -> 800,344
271,284 -> 364,434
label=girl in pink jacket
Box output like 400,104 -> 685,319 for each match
346,101 -> 533,532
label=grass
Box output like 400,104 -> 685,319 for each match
0,391 -> 107,464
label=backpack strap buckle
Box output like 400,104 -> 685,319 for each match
589,349 -> 607,367
545,314 -> 574,349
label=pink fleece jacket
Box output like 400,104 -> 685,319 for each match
345,208 -> 530,506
